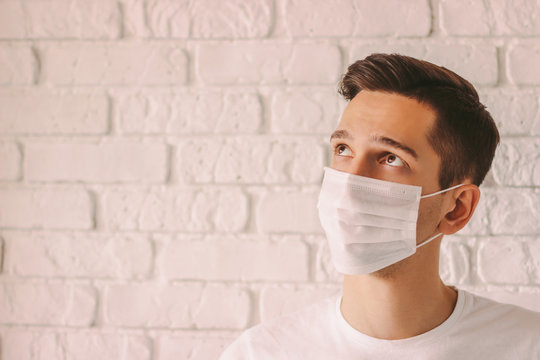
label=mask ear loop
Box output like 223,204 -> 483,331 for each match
416,232 -> 443,249
420,183 -> 464,199
417,184 -> 464,248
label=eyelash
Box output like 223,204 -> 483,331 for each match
332,143 -> 408,169
334,144 -> 349,155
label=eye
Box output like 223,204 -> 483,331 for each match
334,144 -> 352,157
383,153 -> 406,167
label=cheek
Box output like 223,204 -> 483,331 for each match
416,198 -> 444,232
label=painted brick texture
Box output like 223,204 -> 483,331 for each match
1,1 -> 539,359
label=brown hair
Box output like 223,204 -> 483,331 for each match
338,53 -> 500,188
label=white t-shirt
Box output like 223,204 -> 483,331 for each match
219,288 -> 540,359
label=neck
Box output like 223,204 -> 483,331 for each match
340,241 -> 457,340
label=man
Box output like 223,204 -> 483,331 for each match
220,54 -> 540,359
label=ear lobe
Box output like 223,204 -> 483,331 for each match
441,185 -> 481,234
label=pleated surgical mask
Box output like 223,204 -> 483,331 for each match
317,167 -> 464,275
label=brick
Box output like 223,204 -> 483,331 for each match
310,234 -> 342,283
284,0 -> 354,37
0,281 -> 96,326
1,330 -> 57,360
0,1 -> 25,38
120,0 -> 150,38
120,0 -> 190,38
104,283 -> 250,329
507,43 -> 540,85
24,140 -> 168,183
266,139 -> 324,184
122,0 -> 272,39
105,283 -> 201,328
492,138 -> 540,186
0,44 -> 35,84
350,0 -> 432,36
260,285 -> 340,322
143,0 -> 190,37
0,188 -> 93,229
439,0 -> 490,36
103,186 -> 248,232
439,236 -> 471,285
478,237 -> 531,285
157,334 -> 234,360
529,238 -> 540,284
3,231 -> 152,279
0,142 -> 21,180
0,88 -> 108,135
41,43 -> 188,85
159,234 -> 309,281
0,0 -> 120,39
487,188 -> 540,235
1,330 -> 151,360
177,136 -> 324,184
176,138 -> 222,184
195,284 -> 251,329
190,0 -> 272,38
0,236 -> 3,272
256,188 -> 324,233
479,90 -> 540,136
441,0 -> 540,36
270,89 -> 342,133
285,0 -> 430,37
287,44 -> 342,83
197,43 -> 341,85
63,333 -> 151,360
350,42 -> 498,85
113,89 -> 262,134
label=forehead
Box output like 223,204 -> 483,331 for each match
336,90 -> 438,162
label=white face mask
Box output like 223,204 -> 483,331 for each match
317,167 -> 464,275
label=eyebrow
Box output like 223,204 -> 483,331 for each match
372,134 -> 419,161
329,129 -> 351,141
330,129 -> 419,161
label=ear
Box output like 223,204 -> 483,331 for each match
439,184 -> 481,235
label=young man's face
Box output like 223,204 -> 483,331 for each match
330,90 -> 449,274
331,90 -> 441,191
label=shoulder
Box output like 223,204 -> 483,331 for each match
219,295 -> 338,360
461,290 -> 540,334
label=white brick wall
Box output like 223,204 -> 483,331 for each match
1,1 -> 539,359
